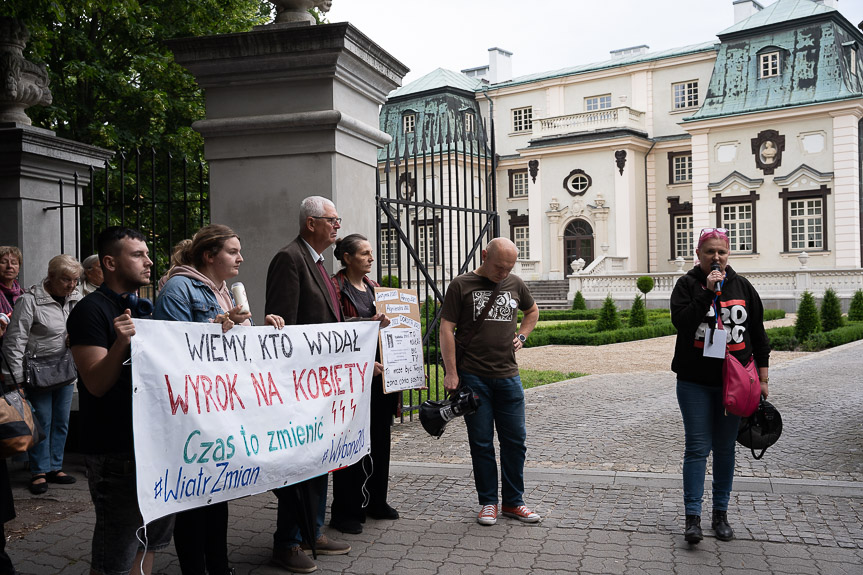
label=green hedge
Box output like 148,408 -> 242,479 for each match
525,320 -> 677,346
767,321 -> 863,352
763,309 -> 786,321
520,308 -> 671,322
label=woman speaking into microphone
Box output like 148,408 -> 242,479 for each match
670,227 -> 771,544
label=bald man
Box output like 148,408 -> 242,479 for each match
439,238 -> 541,526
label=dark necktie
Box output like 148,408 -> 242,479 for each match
316,258 -> 341,321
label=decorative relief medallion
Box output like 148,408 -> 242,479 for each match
750,129 -> 785,175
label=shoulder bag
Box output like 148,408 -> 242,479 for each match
0,349 -> 45,457
454,281 -> 503,369
713,298 -> 761,418
25,347 -> 78,393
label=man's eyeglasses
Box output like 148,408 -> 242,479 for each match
311,216 -> 342,225
699,227 -> 728,237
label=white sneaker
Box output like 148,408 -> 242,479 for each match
477,504 -> 498,526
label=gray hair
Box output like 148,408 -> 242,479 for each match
82,254 -> 100,270
47,254 -> 83,279
298,196 -> 335,229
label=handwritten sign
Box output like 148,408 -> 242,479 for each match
131,319 -> 379,524
374,288 -> 425,393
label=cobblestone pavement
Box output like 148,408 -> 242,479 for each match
5,340 -> 862,574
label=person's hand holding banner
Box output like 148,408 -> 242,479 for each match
131,318 -> 379,524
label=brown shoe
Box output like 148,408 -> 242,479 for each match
272,545 -> 317,573
300,534 -> 351,555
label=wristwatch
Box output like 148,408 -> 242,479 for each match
517,333 -> 527,343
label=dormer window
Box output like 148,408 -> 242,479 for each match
464,111 -> 475,133
760,51 -> 780,78
403,113 -> 416,134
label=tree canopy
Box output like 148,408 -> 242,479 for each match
2,0 -> 278,154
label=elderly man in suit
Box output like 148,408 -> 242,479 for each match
264,196 -> 350,573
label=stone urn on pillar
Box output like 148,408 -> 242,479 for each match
270,0 -> 332,25
0,18 -> 52,125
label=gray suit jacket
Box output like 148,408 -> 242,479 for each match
265,236 -> 340,325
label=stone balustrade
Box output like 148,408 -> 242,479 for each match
535,107 -> 646,138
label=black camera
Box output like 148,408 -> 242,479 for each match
419,387 -> 480,438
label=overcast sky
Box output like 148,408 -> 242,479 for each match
326,0 -> 863,86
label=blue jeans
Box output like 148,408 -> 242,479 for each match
459,372 -> 527,507
676,379 -> 741,516
27,384 -> 74,475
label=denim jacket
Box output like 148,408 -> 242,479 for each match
153,275 -> 227,323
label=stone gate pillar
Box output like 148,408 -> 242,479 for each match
167,23 -> 407,319
0,18 -> 112,286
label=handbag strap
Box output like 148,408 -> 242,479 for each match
0,347 -> 20,396
454,280 -> 503,371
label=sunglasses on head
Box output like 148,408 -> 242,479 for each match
699,227 -> 729,238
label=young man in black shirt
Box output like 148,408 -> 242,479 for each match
67,227 -> 174,575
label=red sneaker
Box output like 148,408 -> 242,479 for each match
477,504 -> 498,525
501,504 -> 541,523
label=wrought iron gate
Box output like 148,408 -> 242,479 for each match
376,117 -> 498,418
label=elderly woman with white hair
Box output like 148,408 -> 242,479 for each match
80,254 -> 103,295
1,254 -> 82,494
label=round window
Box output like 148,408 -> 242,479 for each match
563,170 -> 591,196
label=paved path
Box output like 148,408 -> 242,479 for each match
5,340 -> 862,574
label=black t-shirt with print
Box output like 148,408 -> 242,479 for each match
441,271 -> 535,378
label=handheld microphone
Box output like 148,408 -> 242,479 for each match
710,263 -> 723,296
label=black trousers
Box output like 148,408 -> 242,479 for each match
331,377 -> 396,522
173,501 -> 229,575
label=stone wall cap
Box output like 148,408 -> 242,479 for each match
0,124 -> 114,164
166,21 -> 408,84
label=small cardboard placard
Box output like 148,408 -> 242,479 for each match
375,287 -> 426,393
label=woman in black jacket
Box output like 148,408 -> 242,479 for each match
671,228 -> 770,544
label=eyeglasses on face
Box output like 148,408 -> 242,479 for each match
311,216 -> 342,225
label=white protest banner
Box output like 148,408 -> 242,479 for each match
131,319 -> 379,524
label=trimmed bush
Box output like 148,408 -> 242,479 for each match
571,291 -> 587,310
380,275 -> 400,288
765,326 -> 797,351
763,309 -> 786,321
595,295 -> 620,332
628,294 -> 647,328
636,276 -> 655,296
801,332 -> 829,352
794,291 -> 821,342
848,290 -> 863,321
820,287 -> 843,332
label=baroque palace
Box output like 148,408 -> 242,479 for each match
377,0 -> 863,308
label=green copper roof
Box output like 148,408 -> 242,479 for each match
719,0 -> 834,36
388,68 -> 484,100
689,2 -> 863,122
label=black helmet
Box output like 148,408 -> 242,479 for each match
737,399 -> 782,459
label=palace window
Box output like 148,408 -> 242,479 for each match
669,152 -> 692,184
415,219 -> 439,265
512,107 -> 533,132
379,226 -> 400,269
672,80 -> 699,110
780,187 -> 830,252
464,112 -> 475,133
675,215 -> 694,259
510,169 -> 529,198
721,204 -> 754,253
585,95 -> 612,111
788,199 -> 823,250
403,113 -> 415,134
514,226 -> 530,260
760,52 -> 780,78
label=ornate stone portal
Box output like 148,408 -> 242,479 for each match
0,18 -> 52,125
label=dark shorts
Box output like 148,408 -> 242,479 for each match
86,453 -> 174,575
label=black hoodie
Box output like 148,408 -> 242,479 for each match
670,264 -> 771,387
